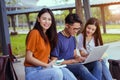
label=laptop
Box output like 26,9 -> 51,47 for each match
82,45 -> 109,64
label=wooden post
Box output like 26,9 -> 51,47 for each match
10,15 -> 16,32
75,0 -> 84,23
26,13 -> 31,31
0,0 -> 11,55
83,0 -> 91,21
100,6 -> 106,34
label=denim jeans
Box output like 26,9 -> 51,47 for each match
85,61 -> 102,80
101,60 -> 112,80
25,66 -> 77,80
60,67 -> 77,80
66,61 -> 102,80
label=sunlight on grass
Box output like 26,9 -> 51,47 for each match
101,24 -> 120,29
102,34 -> 120,43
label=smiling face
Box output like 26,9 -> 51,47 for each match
86,24 -> 97,37
66,22 -> 81,36
38,12 -> 52,33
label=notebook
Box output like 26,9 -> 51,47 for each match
82,45 -> 109,64
52,59 -> 67,68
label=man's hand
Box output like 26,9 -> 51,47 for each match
74,56 -> 86,63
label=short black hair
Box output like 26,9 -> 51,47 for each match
65,13 -> 82,25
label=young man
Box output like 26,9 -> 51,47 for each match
51,14 -> 102,80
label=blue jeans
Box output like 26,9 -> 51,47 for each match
101,60 -> 112,80
66,61 -> 102,80
60,67 -> 77,80
25,66 -> 77,80
85,61 -> 102,80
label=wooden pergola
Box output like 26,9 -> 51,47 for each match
7,0 -> 120,34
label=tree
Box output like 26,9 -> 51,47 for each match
104,6 -> 112,23
91,7 -> 101,19
91,6 -> 112,24
5,0 -> 18,7
54,10 -> 69,27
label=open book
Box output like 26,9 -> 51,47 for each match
52,59 -> 67,68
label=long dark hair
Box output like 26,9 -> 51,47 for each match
26,8 -> 58,51
82,17 -> 103,49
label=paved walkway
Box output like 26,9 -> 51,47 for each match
13,58 -> 25,80
13,41 -> 120,80
105,41 -> 120,60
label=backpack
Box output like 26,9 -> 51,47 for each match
108,59 -> 120,80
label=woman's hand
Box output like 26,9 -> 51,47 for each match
47,60 -> 56,68
80,50 -> 89,57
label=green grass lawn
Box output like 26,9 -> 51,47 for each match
10,34 -> 26,57
102,34 -> 120,43
105,24 -> 120,29
10,34 -> 120,57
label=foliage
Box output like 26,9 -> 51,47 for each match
91,6 -> 112,23
55,10 -> 69,19
18,15 -> 27,23
91,7 -> 101,19
5,0 -> 17,6
29,13 -> 38,22
104,6 -> 112,21
54,10 -> 69,26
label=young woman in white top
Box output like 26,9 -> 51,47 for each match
77,17 -> 112,80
